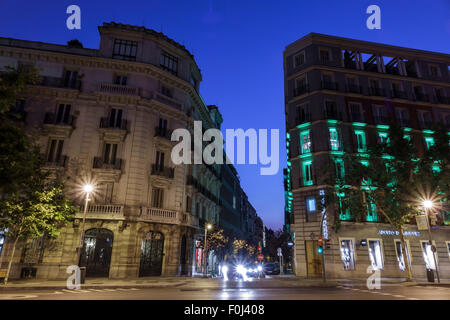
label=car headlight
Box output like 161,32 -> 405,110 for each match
236,264 -> 246,275
257,266 -> 262,271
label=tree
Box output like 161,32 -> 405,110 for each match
321,124 -> 450,282
0,66 -> 76,284
207,228 -> 229,262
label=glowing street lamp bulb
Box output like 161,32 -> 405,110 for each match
83,184 -> 94,193
423,200 -> 433,209
207,224 -> 212,230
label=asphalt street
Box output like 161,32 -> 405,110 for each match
0,283 -> 448,300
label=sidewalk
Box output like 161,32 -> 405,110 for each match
1,275 -> 449,291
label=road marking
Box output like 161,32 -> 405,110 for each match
0,294 -> 37,300
392,294 -> 405,298
62,289 -> 82,293
407,297 -> 419,300
101,288 -> 117,292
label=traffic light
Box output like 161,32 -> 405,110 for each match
317,245 -> 323,254
326,239 -> 331,249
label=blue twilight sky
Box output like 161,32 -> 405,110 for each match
1,0 -> 449,230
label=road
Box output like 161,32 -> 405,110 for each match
0,283 -> 448,300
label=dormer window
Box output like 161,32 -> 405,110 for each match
160,51 -> 178,75
112,39 -> 137,61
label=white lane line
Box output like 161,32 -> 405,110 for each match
87,289 -> 105,292
392,294 -> 406,298
62,289 -> 82,293
407,297 -> 419,300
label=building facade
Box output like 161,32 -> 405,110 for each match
283,33 -> 450,279
0,22 -> 223,279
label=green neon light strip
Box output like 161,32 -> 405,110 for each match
330,150 -> 345,156
403,127 -> 412,132
423,130 -> 434,134
352,122 -> 367,127
327,120 -> 338,125
297,122 -> 311,129
376,124 -> 390,130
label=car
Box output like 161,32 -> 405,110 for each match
263,262 -> 280,275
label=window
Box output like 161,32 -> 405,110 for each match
319,48 -> 330,63
418,110 -> 432,128
354,130 -> 366,152
158,118 -> 168,135
429,64 -> 440,77
152,188 -> 164,208
337,192 -> 350,221
325,101 -> 338,118
329,127 -> 340,151
373,105 -> 387,123
112,39 -> 137,61
47,139 -> 64,163
109,108 -> 123,128
161,86 -> 172,98
56,104 -> 71,124
395,108 -> 410,126
350,103 -> 363,122
424,136 -> 435,149
395,240 -> 411,271
334,158 -> 345,180
339,239 -> 355,270
302,160 -> 313,186
296,104 -> 310,123
378,131 -> 389,144
103,143 -> 118,164
196,202 -> 200,217
186,196 -> 192,213
446,241 -> 450,260
0,230 -> 4,258
421,241 -> 437,270
366,201 -> 377,221
63,70 -> 79,89
98,183 -> 114,203
294,76 -> 308,95
160,51 -> 178,75
294,51 -> 305,67
305,197 -> 317,222
114,75 -> 127,85
300,130 -> 311,154
368,239 -> 384,270
155,151 -> 165,170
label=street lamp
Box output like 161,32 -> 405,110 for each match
75,184 -> 94,281
204,223 -> 212,277
422,200 -> 440,283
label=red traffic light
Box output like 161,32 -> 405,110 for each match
317,236 -> 323,245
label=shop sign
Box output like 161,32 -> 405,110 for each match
378,230 -> 421,237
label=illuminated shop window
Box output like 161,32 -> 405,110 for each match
354,130 -> 366,152
368,239 -> 384,270
302,161 -> 313,186
395,240 -> 411,271
366,201 -> 377,222
300,130 -> 311,154
378,132 -> 389,144
0,231 -> 4,257
340,239 -> 355,270
421,241 -> 437,270
329,127 -> 340,151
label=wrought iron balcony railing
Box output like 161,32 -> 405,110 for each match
93,157 -> 123,170
151,164 -> 174,179
99,117 -> 128,130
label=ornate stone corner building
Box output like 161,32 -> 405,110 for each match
0,22 -> 223,279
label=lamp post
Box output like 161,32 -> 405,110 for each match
423,200 -> 440,283
204,223 -> 212,277
75,184 -> 93,281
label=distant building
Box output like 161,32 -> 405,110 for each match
283,33 -> 450,279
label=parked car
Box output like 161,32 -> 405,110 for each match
264,262 -> 280,275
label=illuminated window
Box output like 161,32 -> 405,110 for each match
337,192 -> 350,221
368,239 -> 384,270
366,201 -> 377,222
334,158 -> 345,180
354,130 -> 366,152
378,132 -> 389,144
424,136 -> 435,149
421,241 -> 437,270
302,161 -> 313,186
0,230 -> 4,257
300,130 -> 311,154
306,197 -> 316,212
395,240 -> 411,271
329,127 -> 340,151
340,239 -> 355,270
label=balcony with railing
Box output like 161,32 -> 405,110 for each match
368,87 -> 385,97
321,81 -> 339,91
293,85 -> 310,97
77,204 -> 124,220
99,117 -> 128,130
151,92 -> 183,111
139,207 -> 179,224
345,84 -> 362,94
415,93 -> 429,102
419,121 -> 434,130
41,155 -> 68,168
93,157 -> 123,170
99,82 -> 140,96
37,76 -> 81,90
44,112 -> 76,127
396,118 -> 411,127
391,90 -> 408,100
154,126 -> 173,140
351,113 -> 364,122
151,164 -> 174,179
435,95 -> 449,105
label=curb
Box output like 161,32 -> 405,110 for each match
0,282 -> 188,291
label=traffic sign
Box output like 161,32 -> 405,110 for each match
257,253 -> 264,261
277,247 -> 282,256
